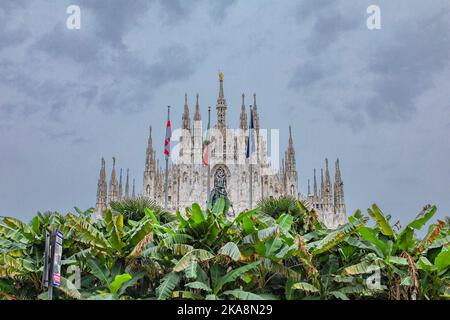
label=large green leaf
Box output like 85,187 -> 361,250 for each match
407,205 -> 437,230
242,216 -> 256,235
218,242 -> 241,261
109,273 -> 132,295
87,258 -> 110,285
277,214 -> 294,233
387,256 -> 408,266
0,254 -> 35,277
127,219 -> 152,247
190,203 -> 206,226
343,259 -> 381,275
291,282 -> 319,293
309,220 -> 364,255
434,249 -> 450,271
118,272 -> 145,296
144,207 -> 159,224
395,227 -> 414,252
358,226 -> 388,256
173,249 -> 214,272
59,276 -> 82,300
185,260 -> 198,279
66,213 -> 110,254
108,214 -> 125,252
213,261 -> 261,294
367,204 -> 394,237
185,281 -> 212,292
416,256 -> 433,271
0,217 -> 35,242
265,238 -> 283,257
257,226 -> 279,241
156,272 -> 181,300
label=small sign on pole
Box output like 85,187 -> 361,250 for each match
42,227 -> 63,299
51,230 -> 63,287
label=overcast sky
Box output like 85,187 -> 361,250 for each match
1,0 -> 449,225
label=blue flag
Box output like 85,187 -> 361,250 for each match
246,107 -> 255,159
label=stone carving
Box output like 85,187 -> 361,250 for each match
210,167 -> 229,207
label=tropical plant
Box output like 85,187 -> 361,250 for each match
0,198 -> 448,300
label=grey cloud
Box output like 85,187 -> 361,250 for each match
77,0 -> 152,47
290,1 -> 450,127
96,44 -> 200,113
0,26 -> 30,50
289,61 -> 325,88
31,24 -> 101,64
157,0 -> 190,22
0,1 -> 31,49
209,0 -> 237,23
71,137 -> 88,145
365,15 -> 450,123
0,0 -> 28,14
39,126 -> 88,145
295,0 -> 360,54
39,127 -> 76,140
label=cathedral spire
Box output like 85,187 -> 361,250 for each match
109,157 -> 119,203
325,158 -> 331,190
289,125 -> 293,146
216,71 -> 227,129
132,178 -> 136,198
125,168 -> 130,199
239,93 -> 248,130
313,168 -> 318,197
193,94 -> 203,164
286,126 -> 296,172
323,158 -> 333,210
95,157 -> 108,216
218,71 -> 225,99
334,158 -> 346,215
144,126 -> 156,178
335,158 -> 342,185
118,168 -> 123,200
320,168 -> 324,197
182,93 -> 191,131
194,93 -> 201,121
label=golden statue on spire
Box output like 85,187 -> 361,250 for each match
219,71 -> 224,81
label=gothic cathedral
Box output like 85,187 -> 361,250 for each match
94,73 -> 347,228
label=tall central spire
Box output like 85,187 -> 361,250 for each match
216,71 -> 227,129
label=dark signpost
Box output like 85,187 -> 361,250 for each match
42,227 -> 63,300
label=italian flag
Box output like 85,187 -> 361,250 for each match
202,124 -> 210,165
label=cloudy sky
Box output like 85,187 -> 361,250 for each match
0,0 -> 449,225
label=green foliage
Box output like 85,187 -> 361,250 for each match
0,199 -> 448,300
110,196 -> 174,224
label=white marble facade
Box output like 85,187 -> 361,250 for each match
95,73 -> 347,228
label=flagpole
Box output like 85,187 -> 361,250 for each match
164,106 -> 170,210
249,105 -> 253,210
207,106 -> 211,204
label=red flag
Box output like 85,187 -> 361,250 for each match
164,119 -> 171,157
